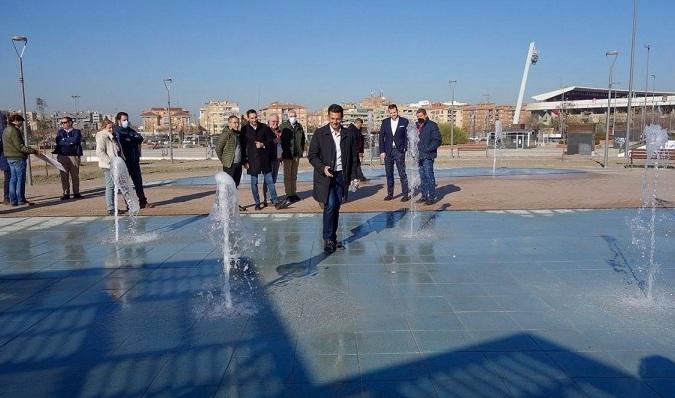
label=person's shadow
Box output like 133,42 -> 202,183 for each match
435,183 -> 461,202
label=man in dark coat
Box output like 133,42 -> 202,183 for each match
54,116 -> 84,200
347,118 -> 367,181
415,108 -> 442,205
113,112 -> 149,209
240,109 -> 280,210
279,109 -> 305,203
378,104 -> 410,202
308,104 -> 359,253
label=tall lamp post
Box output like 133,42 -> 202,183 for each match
650,74 -> 656,123
163,78 -> 174,163
71,95 -> 80,127
641,44 -> 650,134
11,35 -> 32,185
448,80 -> 457,157
604,51 -> 619,168
624,0 -> 637,157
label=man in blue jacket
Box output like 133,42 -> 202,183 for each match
378,104 -> 409,202
113,112 -> 148,208
415,108 -> 442,205
54,116 -> 84,200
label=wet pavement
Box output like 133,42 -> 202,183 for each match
1,209 -> 675,397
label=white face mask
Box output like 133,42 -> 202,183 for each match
288,117 -> 296,125
121,120 -> 129,128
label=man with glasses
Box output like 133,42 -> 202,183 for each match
54,116 -> 83,200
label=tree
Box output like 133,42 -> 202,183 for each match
437,123 -> 468,145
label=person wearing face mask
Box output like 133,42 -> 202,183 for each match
2,114 -> 38,206
415,108 -> 442,205
113,112 -> 149,209
280,109 -> 305,203
379,103 -> 410,202
95,120 -> 121,215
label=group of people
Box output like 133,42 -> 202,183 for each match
0,112 -> 148,213
1,104 -> 441,254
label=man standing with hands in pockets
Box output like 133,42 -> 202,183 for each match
308,104 -> 359,254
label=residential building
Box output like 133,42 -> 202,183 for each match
462,103 -> 516,137
260,102 -> 308,127
140,107 -> 191,134
199,100 -> 240,135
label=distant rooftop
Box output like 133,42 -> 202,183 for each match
532,86 -> 675,102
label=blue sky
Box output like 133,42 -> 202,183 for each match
1,0 -> 674,122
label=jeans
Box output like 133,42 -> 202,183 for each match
3,168 -> 10,201
251,172 -> 277,205
263,159 -> 280,200
323,171 -> 345,241
223,162 -> 242,187
418,158 -> 436,200
103,169 -> 115,211
384,150 -> 408,196
8,159 -> 27,204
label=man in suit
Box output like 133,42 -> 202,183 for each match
241,109 -> 281,210
308,104 -> 359,254
378,104 -> 410,202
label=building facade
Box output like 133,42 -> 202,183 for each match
462,103 -> 516,137
260,102 -> 308,127
140,107 -> 191,134
199,100 -> 240,135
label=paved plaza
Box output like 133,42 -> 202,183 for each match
1,208 -> 675,397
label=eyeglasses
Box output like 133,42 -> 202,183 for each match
60,121 -> 71,124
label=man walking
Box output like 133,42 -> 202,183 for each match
2,114 -> 37,206
113,112 -> 149,208
347,118 -> 368,182
54,116 -> 84,200
379,104 -> 409,202
280,109 -> 305,203
216,114 -> 246,211
415,108 -> 442,205
241,109 -> 281,210
308,104 -> 359,253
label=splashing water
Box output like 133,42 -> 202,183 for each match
403,121 -> 421,238
111,157 -> 140,242
630,124 -> 669,301
492,120 -> 503,175
202,172 -> 260,315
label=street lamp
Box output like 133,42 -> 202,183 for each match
650,74 -> 656,123
624,0 -> 637,158
604,50 -> 619,168
11,35 -> 33,185
71,95 -> 80,127
641,44 -> 650,134
163,78 -> 174,163
448,80 -> 457,157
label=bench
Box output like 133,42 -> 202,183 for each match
629,148 -> 675,167
456,143 -> 488,157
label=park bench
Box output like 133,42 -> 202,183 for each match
629,148 -> 675,167
456,143 -> 488,157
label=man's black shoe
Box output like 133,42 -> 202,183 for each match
139,201 -> 147,209
415,197 -> 427,204
289,195 -> 301,203
254,204 -> 263,211
401,195 -> 410,202
239,205 -> 247,212
107,210 -> 114,215
334,241 -> 345,250
60,195 -> 70,200
324,240 -> 336,253
73,194 -> 83,199
261,200 -> 267,208
383,195 -> 394,201
275,199 -> 291,210
425,198 -> 438,206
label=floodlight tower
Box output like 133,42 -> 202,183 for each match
513,42 -> 539,125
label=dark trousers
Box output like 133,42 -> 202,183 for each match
384,150 -> 409,196
355,154 -> 365,180
419,158 -> 437,200
126,161 -> 146,203
223,162 -> 242,187
2,168 -> 9,201
323,171 -> 345,241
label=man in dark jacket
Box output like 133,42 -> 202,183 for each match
54,116 -> 84,200
347,118 -> 367,181
280,109 -> 305,203
415,108 -> 442,205
216,114 -> 246,212
2,114 -> 38,206
113,112 -> 148,208
308,104 -> 359,253
379,104 -> 410,202
241,109 -> 280,210
0,113 -> 10,203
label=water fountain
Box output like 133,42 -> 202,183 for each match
492,120 -> 503,175
630,124 -> 669,301
111,157 -> 140,242
403,121 -> 421,237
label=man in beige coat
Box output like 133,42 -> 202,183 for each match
95,120 -> 119,215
